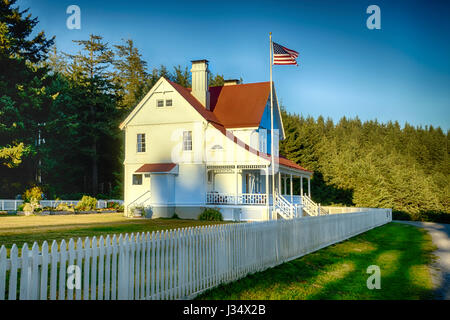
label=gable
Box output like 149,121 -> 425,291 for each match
120,78 -> 209,129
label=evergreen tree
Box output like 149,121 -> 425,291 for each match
0,0 -> 54,195
63,34 -> 120,195
113,39 -> 148,109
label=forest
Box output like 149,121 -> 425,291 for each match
1,0 -> 448,222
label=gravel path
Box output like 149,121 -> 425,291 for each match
393,220 -> 450,300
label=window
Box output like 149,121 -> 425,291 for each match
183,131 -> 192,151
207,171 -> 213,184
165,99 -> 172,106
132,174 -> 142,185
137,133 -> 146,152
157,99 -> 164,107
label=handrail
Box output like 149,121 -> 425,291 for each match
127,190 -> 151,211
302,194 -> 328,216
275,194 -> 294,219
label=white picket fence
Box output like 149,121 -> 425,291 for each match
0,199 -> 124,211
0,208 -> 392,300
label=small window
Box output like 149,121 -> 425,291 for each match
183,131 -> 192,151
137,133 -> 146,152
132,174 -> 142,185
165,99 -> 172,107
207,171 -> 213,184
157,100 -> 164,107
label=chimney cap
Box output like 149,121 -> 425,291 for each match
224,79 -> 240,86
191,59 -> 209,64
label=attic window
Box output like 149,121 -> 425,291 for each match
157,100 -> 164,107
165,99 -> 172,106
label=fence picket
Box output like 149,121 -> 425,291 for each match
105,235 -> 111,300
111,235 -> 118,300
0,246 -> 6,300
83,237 -> 90,300
58,240 -> 67,300
75,238 -> 83,300
67,239 -> 75,300
98,236 -> 105,300
8,245 -> 18,300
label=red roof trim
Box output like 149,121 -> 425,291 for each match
135,163 -> 176,173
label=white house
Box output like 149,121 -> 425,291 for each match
120,60 -> 323,221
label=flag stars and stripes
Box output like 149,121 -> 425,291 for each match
272,42 -> 299,65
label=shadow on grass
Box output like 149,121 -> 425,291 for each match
197,223 -> 436,300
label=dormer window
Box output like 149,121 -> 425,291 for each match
157,100 -> 164,107
137,133 -> 146,152
165,99 -> 172,106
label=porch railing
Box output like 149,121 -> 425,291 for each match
206,193 -> 267,205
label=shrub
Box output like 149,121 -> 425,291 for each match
171,212 -> 180,219
23,203 -> 33,213
107,201 -> 121,210
129,205 -> 145,217
55,202 -> 74,212
23,186 -> 43,205
75,196 -> 97,211
198,208 -> 223,221
17,203 -> 25,211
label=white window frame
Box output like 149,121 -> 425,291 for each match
137,133 -> 146,153
165,99 -> 173,107
183,131 -> 192,151
157,99 -> 164,107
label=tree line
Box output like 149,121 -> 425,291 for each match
280,110 -> 449,222
0,0 -> 225,199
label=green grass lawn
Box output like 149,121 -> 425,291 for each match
197,222 -> 437,300
0,213 -> 227,253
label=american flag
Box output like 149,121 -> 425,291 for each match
272,42 -> 299,65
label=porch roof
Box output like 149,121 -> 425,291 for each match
135,163 -> 177,173
278,156 -> 312,174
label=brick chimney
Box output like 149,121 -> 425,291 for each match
190,59 -> 210,110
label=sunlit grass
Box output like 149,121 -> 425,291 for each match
197,223 -> 436,300
0,213 -> 227,253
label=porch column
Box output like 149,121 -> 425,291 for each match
283,176 -> 287,195
235,165 -> 238,204
265,166 -> 269,220
300,176 -> 304,196
290,174 -> 293,203
278,172 -> 281,195
308,176 -> 311,197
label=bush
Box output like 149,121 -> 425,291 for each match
55,202 -> 74,212
171,212 -> 180,219
17,203 -> 25,211
107,201 -> 120,210
393,210 -> 450,224
198,208 -> 223,221
23,186 -> 43,205
129,205 -> 145,217
23,203 -> 33,213
75,196 -> 97,211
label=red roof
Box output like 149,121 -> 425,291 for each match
278,156 -> 312,173
135,163 -> 176,173
168,79 -> 311,174
209,82 -> 270,128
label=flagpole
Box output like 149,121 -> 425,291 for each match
269,32 -> 275,219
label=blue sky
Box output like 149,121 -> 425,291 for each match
19,0 -> 450,130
